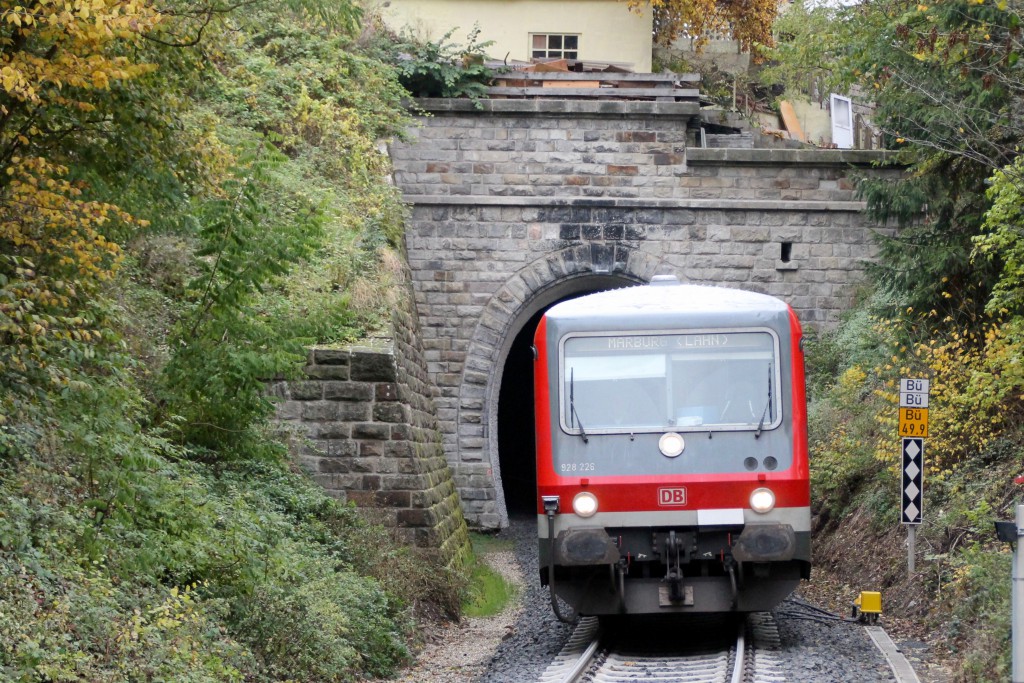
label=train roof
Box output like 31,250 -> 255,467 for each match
543,277 -> 792,330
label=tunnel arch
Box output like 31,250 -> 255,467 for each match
459,244 -> 672,526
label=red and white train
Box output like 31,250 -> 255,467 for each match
533,275 -> 810,618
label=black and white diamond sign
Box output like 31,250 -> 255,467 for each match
901,437 -> 924,525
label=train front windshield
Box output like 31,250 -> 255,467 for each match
560,330 -> 780,434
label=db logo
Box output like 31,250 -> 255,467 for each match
658,487 -> 687,506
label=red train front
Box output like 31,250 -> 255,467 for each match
534,276 -> 811,618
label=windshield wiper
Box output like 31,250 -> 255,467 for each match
754,362 -> 773,439
569,368 -> 589,443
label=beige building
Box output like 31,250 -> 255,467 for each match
377,0 -> 654,73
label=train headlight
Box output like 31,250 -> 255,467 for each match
750,487 -> 776,514
658,432 -> 685,458
572,492 -> 599,518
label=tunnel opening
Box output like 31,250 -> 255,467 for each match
496,277 -> 637,518
496,307 -> 546,516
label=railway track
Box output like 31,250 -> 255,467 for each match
537,612 -> 786,683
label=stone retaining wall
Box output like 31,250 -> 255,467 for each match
272,286 -> 469,565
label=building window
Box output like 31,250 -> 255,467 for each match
531,33 -> 579,60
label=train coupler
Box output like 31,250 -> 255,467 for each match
659,530 -> 694,606
659,581 -> 694,606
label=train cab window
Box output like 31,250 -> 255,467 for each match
560,330 -> 780,434
564,354 -> 667,430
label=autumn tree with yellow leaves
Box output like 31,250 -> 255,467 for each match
0,2 -> 437,679
626,0 -> 778,53
0,1 -> 161,407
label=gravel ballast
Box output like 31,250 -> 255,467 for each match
390,516 -> 946,682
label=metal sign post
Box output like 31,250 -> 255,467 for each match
901,437 -> 924,572
899,379 -> 929,576
993,477 -> 1024,681
1015,503 -> 1024,683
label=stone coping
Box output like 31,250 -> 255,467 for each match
401,194 -> 868,212
406,97 -> 700,118
687,147 -> 899,166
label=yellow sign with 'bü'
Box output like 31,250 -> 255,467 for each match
898,408 -> 929,438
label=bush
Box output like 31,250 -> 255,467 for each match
947,544 -> 1012,681
1,4 -> 466,681
0,486 -> 255,682
800,277 -> 1024,681
807,365 -> 889,527
393,26 -> 496,101
232,548 -> 408,681
867,315 -> 1024,478
0,439 -> 446,682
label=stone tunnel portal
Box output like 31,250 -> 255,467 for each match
495,275 -> 637,519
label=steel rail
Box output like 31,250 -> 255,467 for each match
539,615 -> 753,683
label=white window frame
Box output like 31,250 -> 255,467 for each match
831,94 -> 854,149
530,33 -> 580,61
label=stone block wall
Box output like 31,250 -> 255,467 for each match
392,99 -> 700,201
272,288 -> 470,565
386,98 -> 903,528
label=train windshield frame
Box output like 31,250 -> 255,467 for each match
558,328 -> 783,435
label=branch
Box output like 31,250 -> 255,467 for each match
144,0 -> 260,48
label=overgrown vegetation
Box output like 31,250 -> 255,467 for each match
9,0 -> 1023,678
0,1 -> 467,680
461,534 -> 517,618
394,26 -> 496,101
805,310 -> 1024,679
761,0 -> 1024,678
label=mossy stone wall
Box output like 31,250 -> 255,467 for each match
272,286 -> 470,566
